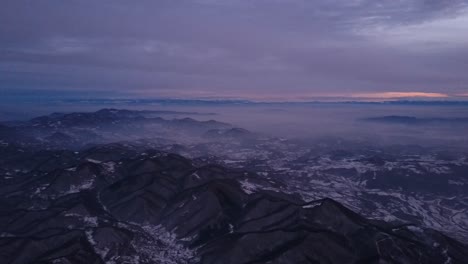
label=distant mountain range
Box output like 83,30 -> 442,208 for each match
0,108 -> 231,149
363,115 -> 468,125
8,98 -> 468,106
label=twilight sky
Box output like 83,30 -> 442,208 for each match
1,0 -> 468,101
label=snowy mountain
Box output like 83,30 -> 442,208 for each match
1,109 -> 468,263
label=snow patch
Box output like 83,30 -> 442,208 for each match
240,179 -> 259,194
65,178 -> 95,194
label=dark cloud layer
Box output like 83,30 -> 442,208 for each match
1,0 -> 468,100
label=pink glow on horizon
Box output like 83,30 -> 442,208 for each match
352,92 -> 449,99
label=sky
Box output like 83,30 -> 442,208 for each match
1,0 -> 468,101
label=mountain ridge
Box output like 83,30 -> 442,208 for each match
1,146 -> 467,263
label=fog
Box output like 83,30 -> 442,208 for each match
168,104 -> 468,149
2,100 -> 468,148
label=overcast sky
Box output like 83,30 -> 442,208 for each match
1,0 -> 468,101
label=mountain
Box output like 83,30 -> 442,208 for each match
0,109 -> 230,149
203,128 -> 255,140
1,109 -> 468,263
363,115 -> 468,125
1,145 -> 467,263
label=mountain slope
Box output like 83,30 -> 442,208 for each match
1,146 -> 467,263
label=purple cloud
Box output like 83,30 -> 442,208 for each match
1,0 -> 467,100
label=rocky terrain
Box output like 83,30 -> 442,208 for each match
1,109 -> 468,263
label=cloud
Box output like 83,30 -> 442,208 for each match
1,0 -> 468,99
358,7 -> 468,50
